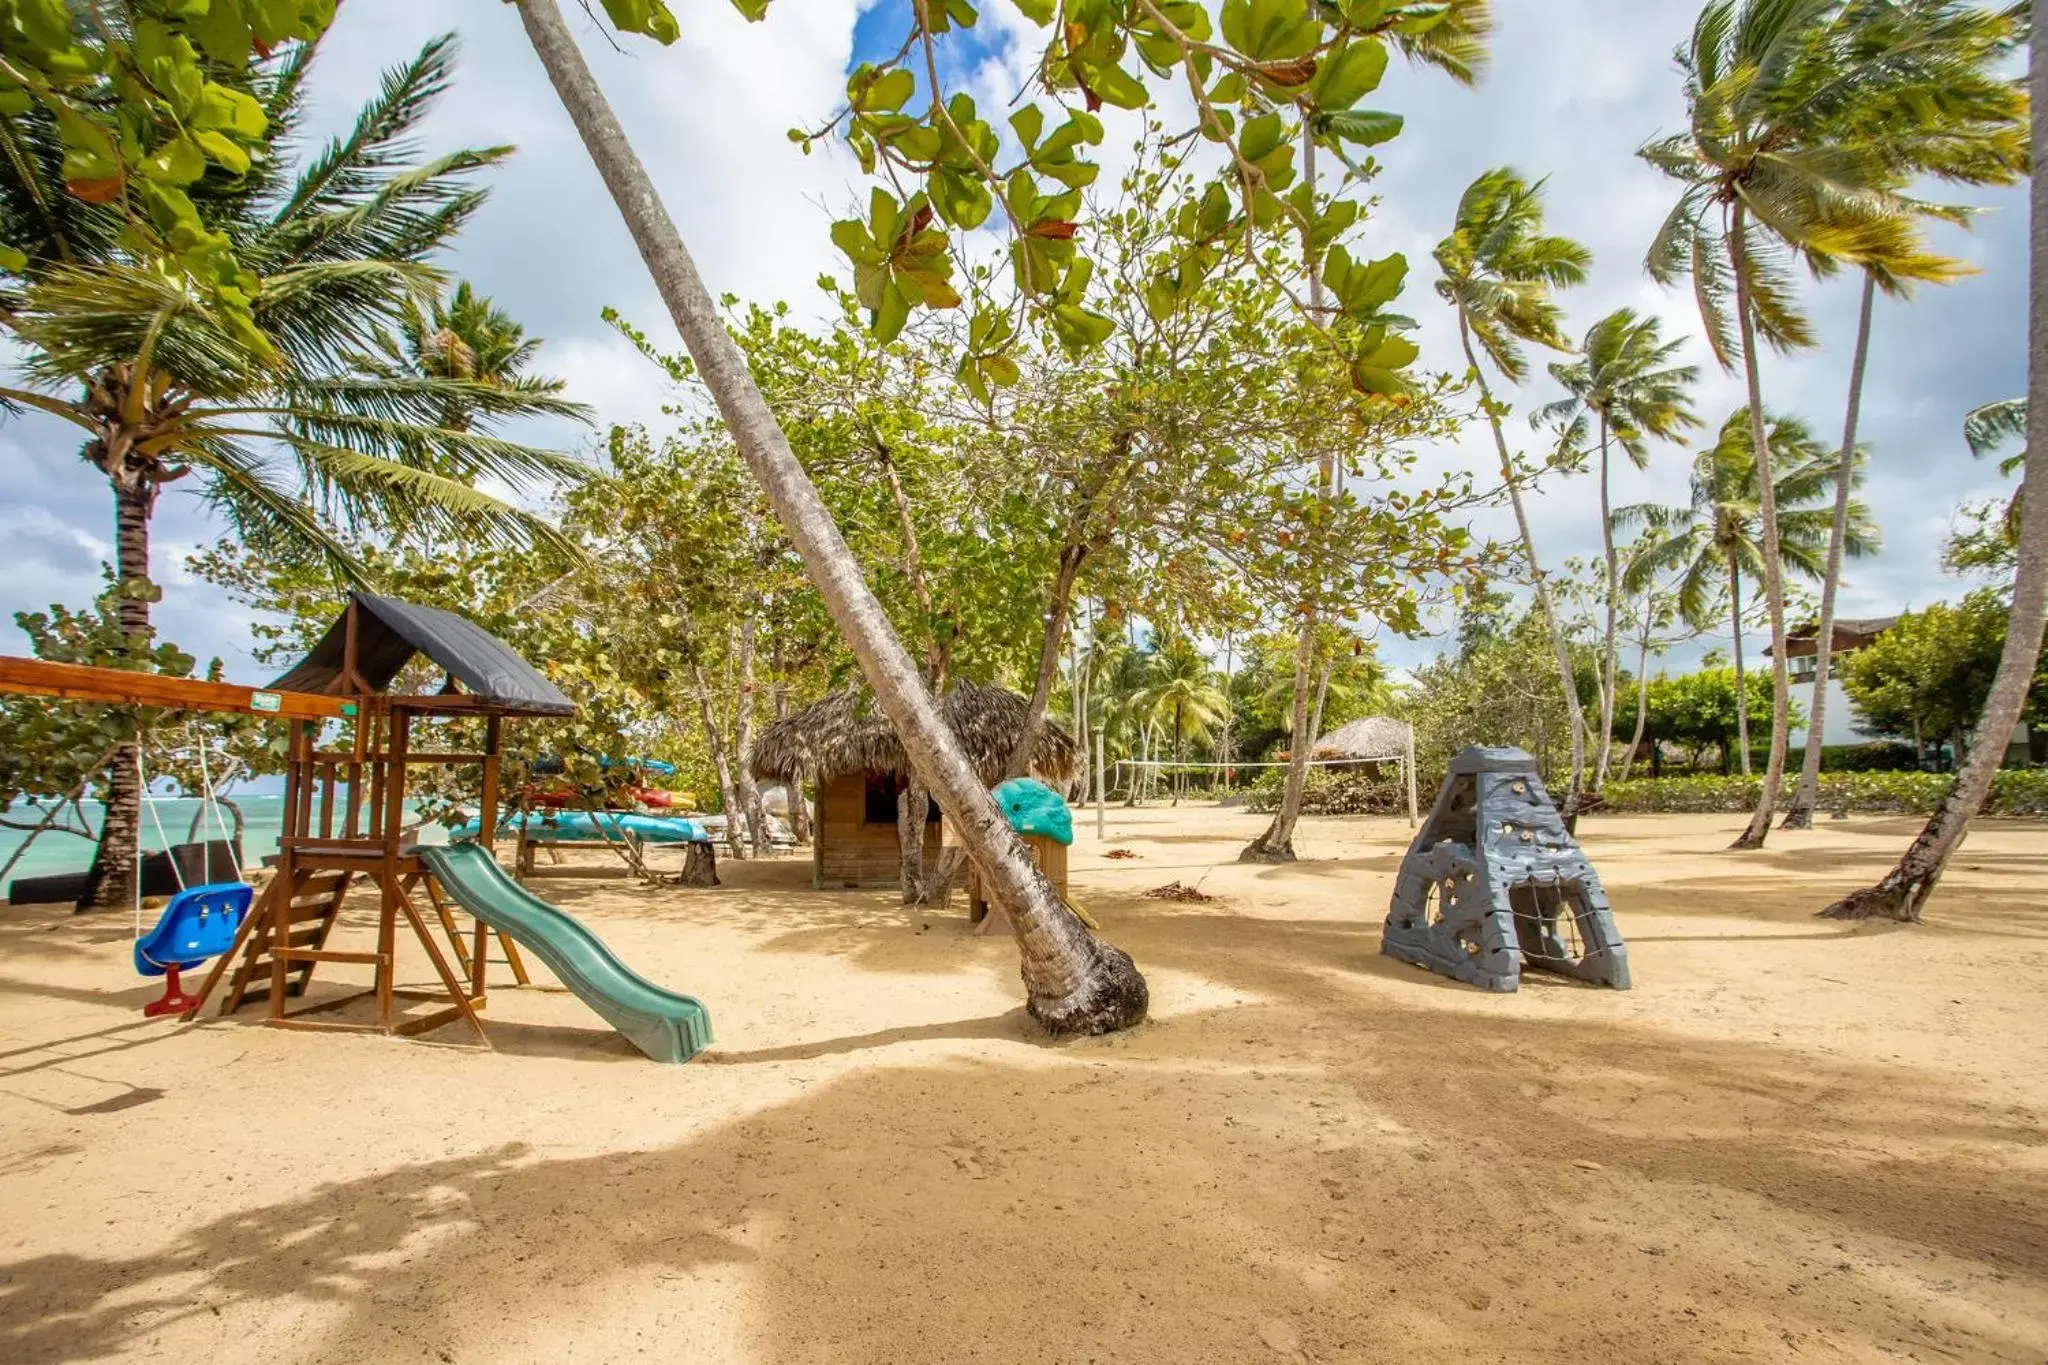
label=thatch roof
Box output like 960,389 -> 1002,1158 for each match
1311,716 -> 1412,761
751,680 -> 1079,786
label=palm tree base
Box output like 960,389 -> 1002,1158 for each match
1817,884 -> 1921,922
1237,837 -> 1297,864
1778,805 -> 1814,830
1026,939 -> 1150,1035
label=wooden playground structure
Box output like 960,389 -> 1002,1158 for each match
0,593 -> 575,1049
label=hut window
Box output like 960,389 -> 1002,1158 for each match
863,772 -> 899,825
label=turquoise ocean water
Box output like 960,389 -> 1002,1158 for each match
2,793 -> 436,889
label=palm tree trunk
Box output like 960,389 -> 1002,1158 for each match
77,479 -> 152,911
1595,414 -> 1619,790
1825,27 -> 2048,916
1729,561 -> 1750,776
1458,316 -> 1588,811
1620,616 -> 1654,778
1728,207 -> 1794,850
515,0 -> 1143,1032
1784,271 -> 1876,829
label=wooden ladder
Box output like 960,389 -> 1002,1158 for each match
218,869 -> 353,1015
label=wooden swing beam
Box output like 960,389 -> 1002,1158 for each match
0,656 -> 358,721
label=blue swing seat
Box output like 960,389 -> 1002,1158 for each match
135,882 -> 255,977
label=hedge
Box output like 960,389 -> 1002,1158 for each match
1748,741 -> 1922,773
1237,765 -> 2048,818
1241,769 -> 1405,815
1596,769 -> 2048,818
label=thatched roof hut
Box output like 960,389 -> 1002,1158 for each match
751,679 -> 1080,787
1311,716 -> 1413,762
752,681 -> 1079,889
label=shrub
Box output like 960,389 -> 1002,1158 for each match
1241,768 -> 1405,815
1736,741 -> 1921,774
1597,769 -> 2048,817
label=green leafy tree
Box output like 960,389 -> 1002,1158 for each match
1536,308 -> 1701,789
1619,410 -> 1879,777
1394,597 -> 1599,790
1634,666 -> 1783,775
1,34 -> 590,907
0,0 -> 335,334
1839,592 -> 2045,764
507,0 -> 1504,1032
1433,166 -> 1592,805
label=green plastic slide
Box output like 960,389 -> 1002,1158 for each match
415,842 -> 712,1063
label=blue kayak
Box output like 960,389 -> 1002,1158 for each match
448,811 -> 709,844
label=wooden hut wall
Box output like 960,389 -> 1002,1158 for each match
815,769 -> 942,889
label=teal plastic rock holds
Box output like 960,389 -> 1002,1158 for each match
992,777 -> 1074,845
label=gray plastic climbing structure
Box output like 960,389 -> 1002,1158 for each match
1382,746 -> 1630,992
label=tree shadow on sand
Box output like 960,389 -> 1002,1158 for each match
5,995 -> 2044,1365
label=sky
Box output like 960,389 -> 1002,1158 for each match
0,0 -> 2028,745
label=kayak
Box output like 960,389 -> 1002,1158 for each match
449,811 -> 709,844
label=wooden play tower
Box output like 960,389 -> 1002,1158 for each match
0,593 -> 575,1047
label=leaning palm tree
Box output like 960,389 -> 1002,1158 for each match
1536,308 -> 1701,788
1826,0 -> 2047,919
1133,639 -> 1227,805
0,35 -> 591,907
1434,167 -> 1594,807
1620,410 -> 1881,774
1783,1 -> 2029,828
514,0 -> 1147,1034
1639,0 -> 1977,846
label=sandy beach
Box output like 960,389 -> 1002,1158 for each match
2,806 -> 2044,1364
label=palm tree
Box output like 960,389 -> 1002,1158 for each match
1962,398 -> 2029,550
514,0 -> 1147,1034
1389,0 -> 1495,85
1784,1 -> 2029,829
366,280 -> 569,438
1827,0 -> 2047,919
1641,0 -> 2000,847
1434,167 -> 1594,807
1133,638 -> 1227,805
1620,410 -> 1880,773
1536,308 -> 1701,789
0,35 -> 591,908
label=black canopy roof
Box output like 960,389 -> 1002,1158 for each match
271,593 -> 575,716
